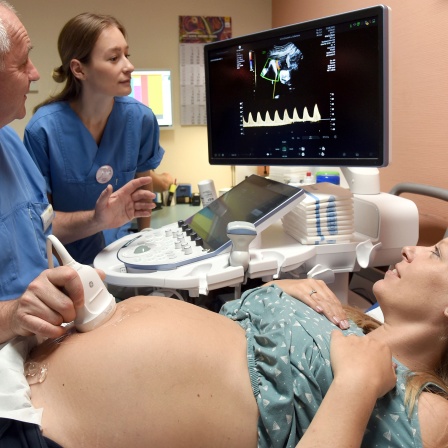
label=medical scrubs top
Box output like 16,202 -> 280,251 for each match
24,97 -> 165,265
0,126 -> 51,301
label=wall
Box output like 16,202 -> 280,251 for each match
272,0 -> 448,243
8,0 -> 272,193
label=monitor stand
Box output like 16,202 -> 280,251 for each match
341,167 -> 380,195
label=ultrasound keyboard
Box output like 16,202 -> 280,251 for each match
115,175 -> 304,272
117,220 -> 219,272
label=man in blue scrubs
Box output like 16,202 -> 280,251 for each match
0,1 -> 151,344
0,1 -> 85,346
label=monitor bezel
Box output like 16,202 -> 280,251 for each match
204,5 -> 390,167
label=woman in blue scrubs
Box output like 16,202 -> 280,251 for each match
24,13 -> 168,265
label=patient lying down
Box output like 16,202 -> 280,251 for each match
25,240 -> 448,447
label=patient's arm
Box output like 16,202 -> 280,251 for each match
149,169 -> 174,192
296,331 -> 396,448
265,279 -> 349,329
418,392 -> 448,448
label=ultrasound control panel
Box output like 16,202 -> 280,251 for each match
115,174 -> 304,272
117,221 -> 215,272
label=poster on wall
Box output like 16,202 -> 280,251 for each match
179,16 -> 232,125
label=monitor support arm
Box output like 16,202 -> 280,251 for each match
341,167 -> 381,195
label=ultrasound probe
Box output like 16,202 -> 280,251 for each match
46,235 -> 116,332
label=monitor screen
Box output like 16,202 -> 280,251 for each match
184,174 -> 303,251
204,5 -> 389,167
129,69 -> 173,127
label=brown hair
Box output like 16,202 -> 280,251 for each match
34,12 -> 127,112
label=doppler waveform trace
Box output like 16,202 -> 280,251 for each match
243,104 -> 321,127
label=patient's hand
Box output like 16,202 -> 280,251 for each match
265,279 -> 349,329
330,331 -> 396,399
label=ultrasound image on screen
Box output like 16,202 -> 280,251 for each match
204,6 -> 389,167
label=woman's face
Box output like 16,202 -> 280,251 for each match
373,238 -> 448,321
80,25 -> 134,97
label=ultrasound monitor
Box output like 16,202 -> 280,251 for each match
204,5 -> 390,168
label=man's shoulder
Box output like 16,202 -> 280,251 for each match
0,126 -> 37,172
0,125 -> 22,145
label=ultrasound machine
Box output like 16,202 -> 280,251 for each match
94,5 -> 419,301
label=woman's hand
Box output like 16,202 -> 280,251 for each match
330,331 -> 397,399
94,176 -> 156,229
264,279 -> 349,329
296,332 -> 396,448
